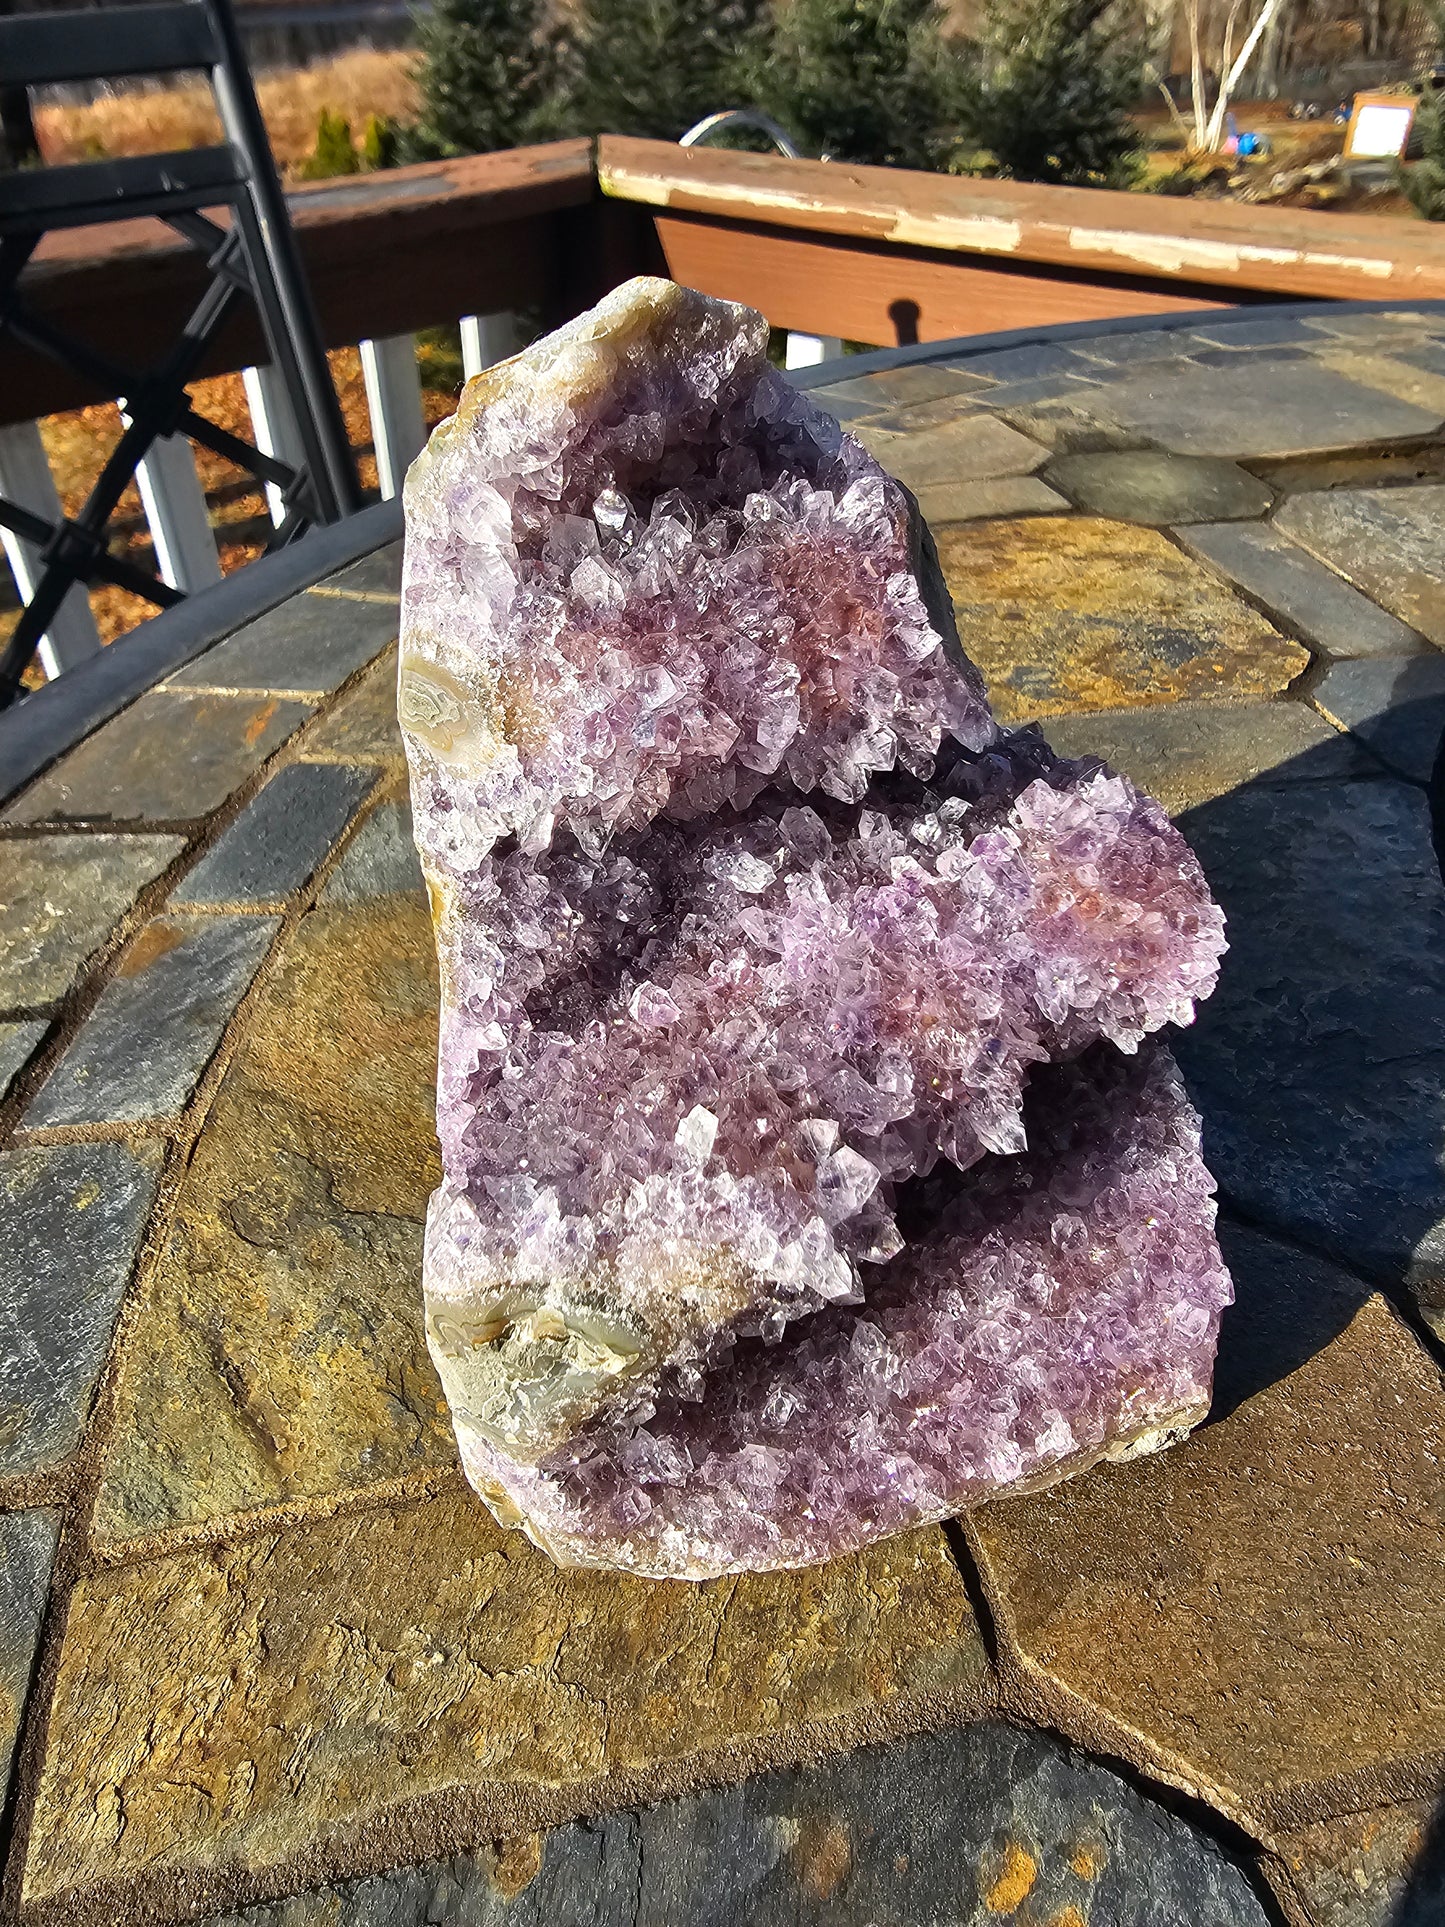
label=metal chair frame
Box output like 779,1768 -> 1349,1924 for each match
0,0 -> 361,707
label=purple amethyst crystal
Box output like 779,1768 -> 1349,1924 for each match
400,277 -> 1230,1579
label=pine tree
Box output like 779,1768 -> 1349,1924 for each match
408,0 -> 560,158
956,0 -> 1145,189
1401,4 -> 1445,220
561,0 -> 769,142
299,108 -> 359,179
743,0 -> 965,169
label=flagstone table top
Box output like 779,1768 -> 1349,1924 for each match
2,301 -> 1445,1927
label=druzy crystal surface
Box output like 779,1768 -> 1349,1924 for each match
400,276 -> 1231,1579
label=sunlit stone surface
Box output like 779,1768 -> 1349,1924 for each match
401,277 -> 1230,1578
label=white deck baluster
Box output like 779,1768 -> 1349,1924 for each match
784,333 -> 846,371
460,312 -> 518,382
359,334 -> 427,501
121,409 -> 222,593
242,362 -> 305,527
0,420 -> 102,679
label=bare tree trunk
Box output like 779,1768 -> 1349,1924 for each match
1205,0 -> 1287,146
1187,0 -> 1209,147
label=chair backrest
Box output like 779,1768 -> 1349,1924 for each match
0,0 -> 360,709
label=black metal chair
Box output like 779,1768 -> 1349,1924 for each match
0,0 -> 361,707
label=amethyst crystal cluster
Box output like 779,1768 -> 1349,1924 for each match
400,277 -> 1231,1580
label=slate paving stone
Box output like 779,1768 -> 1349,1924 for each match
25,915 -> 280,1128
1303,310 -> 1435,340
817,364 -> 989,408
943,341 -> 1097,382
1171,779 -> 1445,1320
320,799 -> 423,905
311,540 -> 403,600
855,414 -> 1047,490
1178,521 -> 1426,657
970,1288 -> 1445,1833
3,690 -> 311,826
0,834 -> 185,1009
1309,655 -> 1445,785
801,387 -> 880,424
1068,328 -> 1196,367
172,762 -> 376,907
1041,696 -> 1374,815
294,647 -> 402,763
1313,347 -> 1445,419
1191,345 -> 1313,369
1044,451 -> 1274,526
913,473 -> 1067,524
167,590 -> 399,698
0,1141 -> 160,1477
1390,339 -> 1445,379
1194,315 -> 1324,349
864,396 -> 985,434
92,895 -> 443,1539
934,515 -> 1308,721
24,1500 -> 986,1916
0,1019 -> 46,1101
1274,485 -> 1445,646
1250,445 -> 1445,493
1273,1798 -> 1445,1927
0,1508 -> 59,1804
961,373 -> 1103,411
1078,361 -> 1443,459
992,400 -> 1144,455
207,1722 -> 1270,1927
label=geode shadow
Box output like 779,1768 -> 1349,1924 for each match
1171,698 -> 1445,1398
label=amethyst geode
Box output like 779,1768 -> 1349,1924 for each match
400,276 -> 1231,1579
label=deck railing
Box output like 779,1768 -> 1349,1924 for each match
6,133 -> 1445,691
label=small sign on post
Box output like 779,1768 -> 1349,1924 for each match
1343,92 -> 1417,159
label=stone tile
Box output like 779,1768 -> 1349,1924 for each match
1392,339 -> 1445,379
1044,451 -> 1274,526
311,540 -> 403,601
1079,362 -> 1442,460
969,374 -> 1102,411
1251,446 -> 1445,493
935,516 -> 1308,721
0,1020 -> 46,1101
3,691 -> 311,828
1303,311 -> 1435,341
1041,696 -> 1373,815
171,762 -> 376,908
914,474 -> 1067,524
92,896 -> 443,1540
804,387 -> 881,424
294,647 -> 402,763
1273,1798 -> 1445,1926
207,1721 -> 1269,1927
854,415 -> 1047,491
24,1497 -> 987,1914
1172,779 -> 1445,1318
25,916 -> 280,1128
0,1142 -> 160,1477
0,834 -> 185,1009
864,396 -> 984,434
0,1509 -> 59,1805
1313,348 -> 1445,420
1179,522 -> 1426,658
970,1291 -> 1445,1833
1274,486 -> 1445,646
993,400 -> 1144,456
820,364 -> 989,408
1192,346 -> 1314,371
1068,328 -> 1195,368
1193,315 -> 1324,350
1309,655 -> 1445,784
167,592 -> 399,699
944,341 -> 1096,382
320,798 -> 423,906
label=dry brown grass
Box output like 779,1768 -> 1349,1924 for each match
34,47 -> 419,174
